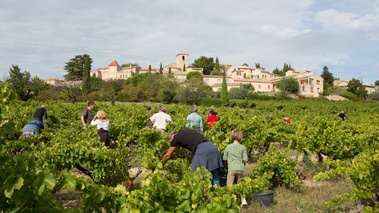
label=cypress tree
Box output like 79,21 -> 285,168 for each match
183,64 -> 186,72
215,57 -> 220,73
159,62 -> 163,74
221,72 -> 229,107
82,56 -> 91,94
168,67 -> 172,75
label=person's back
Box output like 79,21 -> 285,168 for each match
33,105 -> 47,122
339,111 -> 346,121
23,119 -> 45,138
223,130 -> 248,186
150,107 -> 171,132
186,106 -> 203,132
206,110 -> 218,128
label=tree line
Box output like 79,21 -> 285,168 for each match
4,54 -> 379,104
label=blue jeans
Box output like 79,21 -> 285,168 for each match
211,169 -> 220,186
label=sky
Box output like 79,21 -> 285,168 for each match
1,0 -> 379,85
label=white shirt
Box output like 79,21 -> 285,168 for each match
150,112 -> 172,130
90,119 -> 110,130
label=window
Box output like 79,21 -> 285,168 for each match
205,79 -> 209,83
178,76 -> 182,79
217,79 -> 221,83
302,86 -> 305,91
316,80 -> 321,85
268,85 -> 270,89
182,56 -> 185,61
120,75 -> 122,78
311,87 -> 314,92
317,88 -> 320,93
258,85 -> 261,89
226,80 -> 229,83
309,78 -> 313,84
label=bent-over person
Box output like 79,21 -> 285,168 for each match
163,129 -> 224,186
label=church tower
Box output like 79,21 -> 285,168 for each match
176,50 -> 188,71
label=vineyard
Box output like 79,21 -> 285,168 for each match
1,84 -> 379,212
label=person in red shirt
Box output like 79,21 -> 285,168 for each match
206,110 -> 218,129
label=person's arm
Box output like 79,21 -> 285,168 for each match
150,114 -> 155,124
242,147 -> 248,163
199,117 -> 203,132
162,146 -> 180,163
223,147 -> 228,161
81,116 -> 86,126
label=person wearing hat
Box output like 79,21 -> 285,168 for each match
150,107 -> 172,133
33,105 -> 48,123
163,129 -> 224,186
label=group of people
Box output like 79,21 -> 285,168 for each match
162,128 -> 247,189
146,105 -> 219,133
81,101 -> 110,146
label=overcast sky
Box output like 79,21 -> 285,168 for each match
1,0 -> 378,85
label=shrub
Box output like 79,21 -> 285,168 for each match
228,87 -> 248,99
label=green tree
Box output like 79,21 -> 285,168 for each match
148,65 -> 152,74
139,75 -> 179,103
175,78 -> 213,104
159,62 -> 163,74
189,56 -> 215,75
221,73 -> 229,106
273,67 -> 280,75
168,67 -> 172,75
121,63 -> 139,67
277,78 -> 300,94
186,71 -> 203,80
125,74 -> 147,87
82,57 -> 91,94
242,83 -> 254,92
100,79 -> 124,106
228,87 -> 249,99
242,63 -> 249,66
321,66 -> 334,87
6,65 -> 49,101
57,84 -> 82,104
64,54 -> 92,80
375,80 -> 379,89
273,63 -> 293,76
215,57 -> 220,73
255,63 -> 261,68
347,78 -> 368,98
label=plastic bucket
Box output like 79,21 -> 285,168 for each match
252,190 -> 274,207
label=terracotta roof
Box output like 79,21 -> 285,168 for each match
203,75 -> 231,78
177,50 -> 188,56
109,60 -> 120,66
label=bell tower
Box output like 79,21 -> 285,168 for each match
176,50 -> 188,71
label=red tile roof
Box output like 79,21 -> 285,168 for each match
109,60 -> 120,66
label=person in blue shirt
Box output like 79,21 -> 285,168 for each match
22,119 -> 45,138
186,105 -> 203,133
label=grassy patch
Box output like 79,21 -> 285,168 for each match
241,178 -> 355,213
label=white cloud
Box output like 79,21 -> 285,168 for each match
315,9 -> 379,40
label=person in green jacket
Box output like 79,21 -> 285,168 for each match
223,129 -> 248,186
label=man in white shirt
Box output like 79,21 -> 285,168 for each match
150,107 -> 172,133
